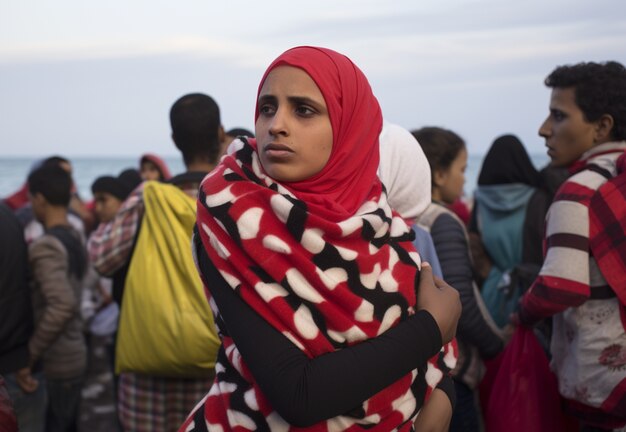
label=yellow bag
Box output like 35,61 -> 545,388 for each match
115,181 -> 220,377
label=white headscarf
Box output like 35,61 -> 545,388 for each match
378,120 -> 431,221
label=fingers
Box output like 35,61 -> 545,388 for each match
433,275 -> 446,288
16,370 -> 39,393
22,377 -> 39,393
419,262 -> 434,286
421,264 -> 447,290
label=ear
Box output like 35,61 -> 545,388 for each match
218,125 -> 225,144
433,168 -> 448,188
30,192 -> 45,207
594,114 -> 615,143
171,132 -> 182,151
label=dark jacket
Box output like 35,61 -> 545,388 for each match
430,211 -> 504,358
522,165 -> 570,265
0,203 -> 33,374
29,226 -> 87,379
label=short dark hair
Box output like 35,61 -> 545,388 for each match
411,127 -> 466,188
170,93 -> 222,166
545,61 -> 626,140
41,155 -> 70,168
226,127 -> 254,138
28,165 -> 72,206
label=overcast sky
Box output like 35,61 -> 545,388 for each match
1,0 -> 625,157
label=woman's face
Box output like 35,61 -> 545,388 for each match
94,191 -> 123,223
140,161 -> 161,181
255,66 -> 333,183
434,147 -> 467,204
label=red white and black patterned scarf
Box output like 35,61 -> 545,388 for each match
191,46 -> 454,431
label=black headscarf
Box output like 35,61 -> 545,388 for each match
477,134 -> 541,186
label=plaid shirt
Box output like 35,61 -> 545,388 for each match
118,372 -> 214,432
87,184 -> 145,276
88,178 -> 216,431
589,152 -> 626,306
520,142 -> 626,324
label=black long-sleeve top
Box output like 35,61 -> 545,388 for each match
197,245 -> 455,427
0,202 -> 33,374
430,212 -> 503,358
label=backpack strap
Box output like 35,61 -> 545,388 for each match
418,203 -> 471,252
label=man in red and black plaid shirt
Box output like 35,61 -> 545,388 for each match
518,62 -> 626,430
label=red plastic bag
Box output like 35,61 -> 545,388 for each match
0,376 -> 17,432
485,326 -> 571,432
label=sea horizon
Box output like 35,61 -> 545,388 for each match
0,153 -> 550,202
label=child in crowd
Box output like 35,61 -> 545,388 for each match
91,169 -> 142,225
13,157 -> 90,243
26,165 -> 89,432
139,153 -> 172,182
86,169 -> 141,319
413,126 -> 505,432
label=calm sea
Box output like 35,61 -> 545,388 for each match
0,154 -> 549,202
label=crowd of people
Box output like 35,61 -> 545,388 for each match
1,46 -> 625,432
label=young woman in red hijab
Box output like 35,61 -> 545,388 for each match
181,46 -> 461,431
139,153 -> 172,181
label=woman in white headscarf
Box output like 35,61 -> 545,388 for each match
378,121 -> 443,278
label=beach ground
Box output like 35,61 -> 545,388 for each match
79,334 -> 121,432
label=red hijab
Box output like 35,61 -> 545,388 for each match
140,153 -> 172,180
254,46 -> 383,221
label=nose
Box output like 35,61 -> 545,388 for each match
268,107 -> 288,137
538,116 -> 551,138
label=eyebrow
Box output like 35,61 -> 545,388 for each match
288,96 -> 323,107
257,94 -> 324,108
258,94 -> 276,105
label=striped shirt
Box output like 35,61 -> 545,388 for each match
520,142 -> 626,324
519,141 -> 626,428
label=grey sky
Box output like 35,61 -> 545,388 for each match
1,0 -> 625,157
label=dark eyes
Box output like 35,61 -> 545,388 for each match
295,105 -> 316,116
259,104 -> 276,116
258,104 -> 316,117
552,110 -> 565,121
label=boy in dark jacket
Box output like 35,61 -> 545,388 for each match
27,165 -> 88,432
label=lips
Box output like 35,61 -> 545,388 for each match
264,143 -> 293,153
263,143 -> 294,160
